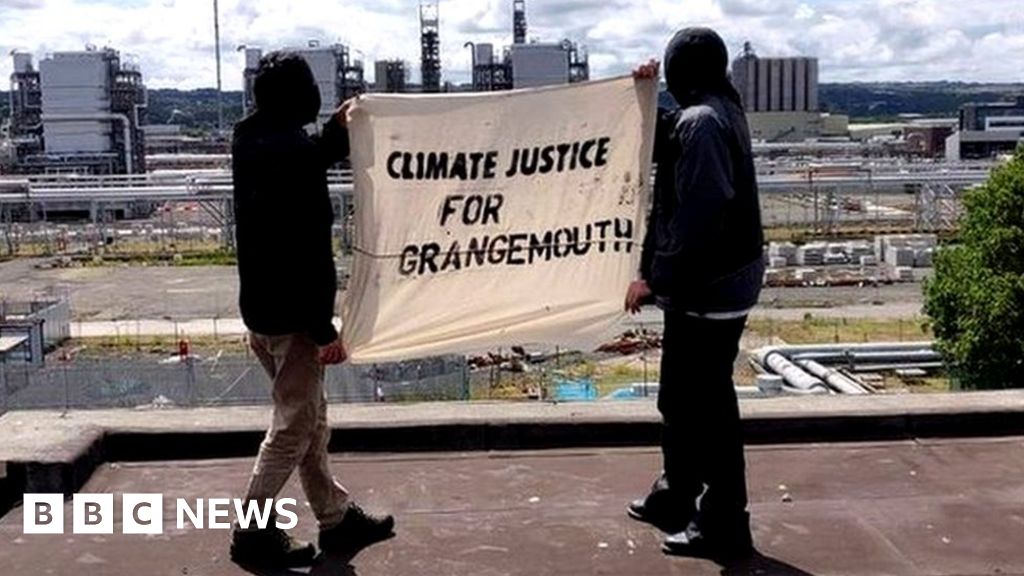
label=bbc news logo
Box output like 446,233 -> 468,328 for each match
23,494 -> 298,534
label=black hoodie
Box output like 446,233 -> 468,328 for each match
232,52 -> 350,345
640,28 -> 765,315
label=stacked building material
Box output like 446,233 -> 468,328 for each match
769,242 -> 798,266
796,243 -> 827,266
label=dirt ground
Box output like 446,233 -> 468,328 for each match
1,258 -> 925,322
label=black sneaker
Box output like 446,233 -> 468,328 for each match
627,498 -> 693,534
662,518 -> 754,562
230,525 -> 317,568
318,503 -> 396,559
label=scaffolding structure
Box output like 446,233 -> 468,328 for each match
335,44 -> 367,103
7,53 -> 43,163
568,42 -> 590,84
513,0 -> 527,45
420,2 -> 442,93
111,63 -> 148,175
468,44 -> 513,92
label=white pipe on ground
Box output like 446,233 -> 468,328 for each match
796,359 -> 870,394
760,351 -> 831,395
752,342 -> 939,396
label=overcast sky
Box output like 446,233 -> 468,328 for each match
0,0 -> 1022,90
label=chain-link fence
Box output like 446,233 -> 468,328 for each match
0,355 -> 470,413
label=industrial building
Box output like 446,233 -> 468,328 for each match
904,119 -> 957,158
468,43 -> 513,92
731,43 -> 827,142
509,41 -> 588,89
242,43 -> 366,127
374,60 -> 408,93
741,112 -> 850,142
847,117 -> 957,158
0,299 -> 70,369
468,0 -> 589,92
946,97 -> 1024,160
6,48 -> 147,175
732,42 -> 820,114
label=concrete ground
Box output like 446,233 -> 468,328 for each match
0,258 -> 240,321
0,258 -> 924,326
3,439 -> 1024,576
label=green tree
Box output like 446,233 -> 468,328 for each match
925,146 -> 1024,389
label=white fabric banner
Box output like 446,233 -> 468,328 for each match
341,76 -> 658,363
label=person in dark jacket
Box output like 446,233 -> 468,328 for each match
625,28 -> 765,561
230,52 -> 393,568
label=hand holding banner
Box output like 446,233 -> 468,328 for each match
342,76 -> 658,363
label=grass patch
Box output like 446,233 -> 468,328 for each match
747,316 -> 933,345
62,334 -> 249,359
467,356 -> 659,401
72,250 -> 237,267
746,316 -> 949,393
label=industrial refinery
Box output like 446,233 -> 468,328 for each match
730,42 -> 830,142
0,0 -> 1016,229
6,47 -> 147,176
467,0 -> 589,92
237,0 -> 589,120
241,42 -> 366,127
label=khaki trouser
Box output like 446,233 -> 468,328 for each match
244,332 -> 349,529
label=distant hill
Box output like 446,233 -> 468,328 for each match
145,88 -> 245,131
664,83 -> 1022,121
820,82 -> 1024,122
2,83 -> 1023,133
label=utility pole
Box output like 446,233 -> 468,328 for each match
213,0 -> 223,134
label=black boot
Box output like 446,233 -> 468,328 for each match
318,503 -> 395,559
662,514 -> 754,561
230,524 -> 317,568
627,474 -> 695,534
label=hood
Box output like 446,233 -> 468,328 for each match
251,51 -> 321,128
663,27 -> 741,108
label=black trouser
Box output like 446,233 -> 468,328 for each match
654,311 -> 748,529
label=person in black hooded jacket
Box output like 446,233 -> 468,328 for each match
625,29 -> 765,561
230,52 -> 394,568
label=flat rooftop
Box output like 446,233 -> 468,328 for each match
3,438 -> 1024,575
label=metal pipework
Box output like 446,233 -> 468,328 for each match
758,350 -> 831,395
752,342 -> 939,395
795,358 -> 870,394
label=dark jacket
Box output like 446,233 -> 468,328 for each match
232,73 -> 349,346
640,29 -> 765,314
